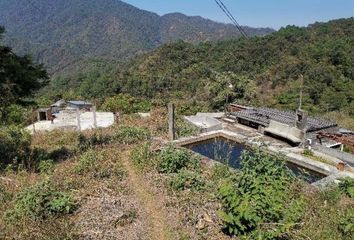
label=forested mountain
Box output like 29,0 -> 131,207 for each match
45,18 -> 354,115
0,0 -> 273,74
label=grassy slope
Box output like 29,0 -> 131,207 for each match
1,109 -> 353,239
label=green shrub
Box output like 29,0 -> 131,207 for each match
158,145 -> 200,174
176,118 -> 199,138
74,150 -> 103,174
168,170 -> 205,191
5,104 -> 27,126
78,131 -> 111,152
131,142 -> 155,169
339,209 -> 354,239
101,93 -> 151,114
218,149 -> 303,238
0,126 -> 31,169
38,159 -> 55,174
113,126 -> 151,145
339,177 -> 354,198
211,164 -> 235,182
5,180 -> 76,221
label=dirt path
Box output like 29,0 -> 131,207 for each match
121,151 -> 173,240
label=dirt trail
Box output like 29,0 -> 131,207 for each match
121,151 -> 173,240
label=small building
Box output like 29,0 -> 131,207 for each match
50,99 -> 66,113
66,100 -> 93,110
37,108 -> 51,121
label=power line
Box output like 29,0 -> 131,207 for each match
214,0 -> 249,39
217,0 -> 249,38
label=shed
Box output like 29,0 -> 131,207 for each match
51,99 -> 66,113
66,101 -> 93,110
37,108 -> 51,121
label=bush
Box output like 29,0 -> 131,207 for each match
218,149 -> 304,238
101,94 -> 151,114
113,126 -> 151,145
158,145 -> 200,174
78,131 -> 111,152
38,159 -> 55,174
339,209 -> 354,239
5,180 -> 76,221
168,170 -> 205,191
74,150 -> 103,174
131,143 -> 155,169
0,126 -> 31,169
176,117 -> 199,138
5,104 -> 27,126
339,177 -> 354,198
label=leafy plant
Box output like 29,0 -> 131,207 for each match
113,126 -> 151,145
78,131 -> 111,152
101,94 -> 151,114
5,180 -> 76,221
74,150 -> 103,174
339,209 -> 354,239
158,145 -> 200,174
0,126 -> 31,169
38,159 -> 55,174
218,149 -> 303,238
168,170 -> 205,191
339,177 -> 354,198
131,142 -> 155,169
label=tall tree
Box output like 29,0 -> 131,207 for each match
0,26 -> 48,122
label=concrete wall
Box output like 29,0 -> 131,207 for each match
313,144 -> 354,166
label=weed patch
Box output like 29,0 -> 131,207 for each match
131,142 -> 156,169
74,149 -> 103,174
113,126 -> 151,145
168,170 -> 205,191
4,180 -> 76,221
339,177 -> 354,198
218,149 -> 304,238
158,145 -> 200,173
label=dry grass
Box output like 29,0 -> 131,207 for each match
324,111 -> 354,130
1,108 -> 353,240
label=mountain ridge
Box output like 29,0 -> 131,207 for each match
0,0 -> 274,74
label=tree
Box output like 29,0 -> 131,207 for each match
0,26 -> 48,123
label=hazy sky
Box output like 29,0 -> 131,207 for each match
123,0 -> 354,29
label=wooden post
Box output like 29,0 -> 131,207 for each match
76,108 -> 81,131
168,103 -> 175,141
93,106 -> 97,128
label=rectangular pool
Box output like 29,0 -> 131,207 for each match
184,137 -> 325,183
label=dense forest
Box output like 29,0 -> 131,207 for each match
0,0 -> 273,74
43,18 -> 353,118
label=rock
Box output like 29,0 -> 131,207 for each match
203,212 -> 213,223
196,219 -> 206,230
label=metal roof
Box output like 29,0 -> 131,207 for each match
231,107 -> 337,132
67,100 -> 92,106
51,99 -> 66,107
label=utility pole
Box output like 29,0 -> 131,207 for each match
168,103 -> 175,141
299,74 -> 304,110
93,105 -> 97,128
76,108 -> 81,131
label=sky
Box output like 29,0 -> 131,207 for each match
123,0 -> 354,29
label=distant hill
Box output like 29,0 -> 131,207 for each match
0,0 -> 273,74
43,18 -> 353,116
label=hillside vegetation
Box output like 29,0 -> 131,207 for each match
0,0 -> 273,74
44,18 -> 354,119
